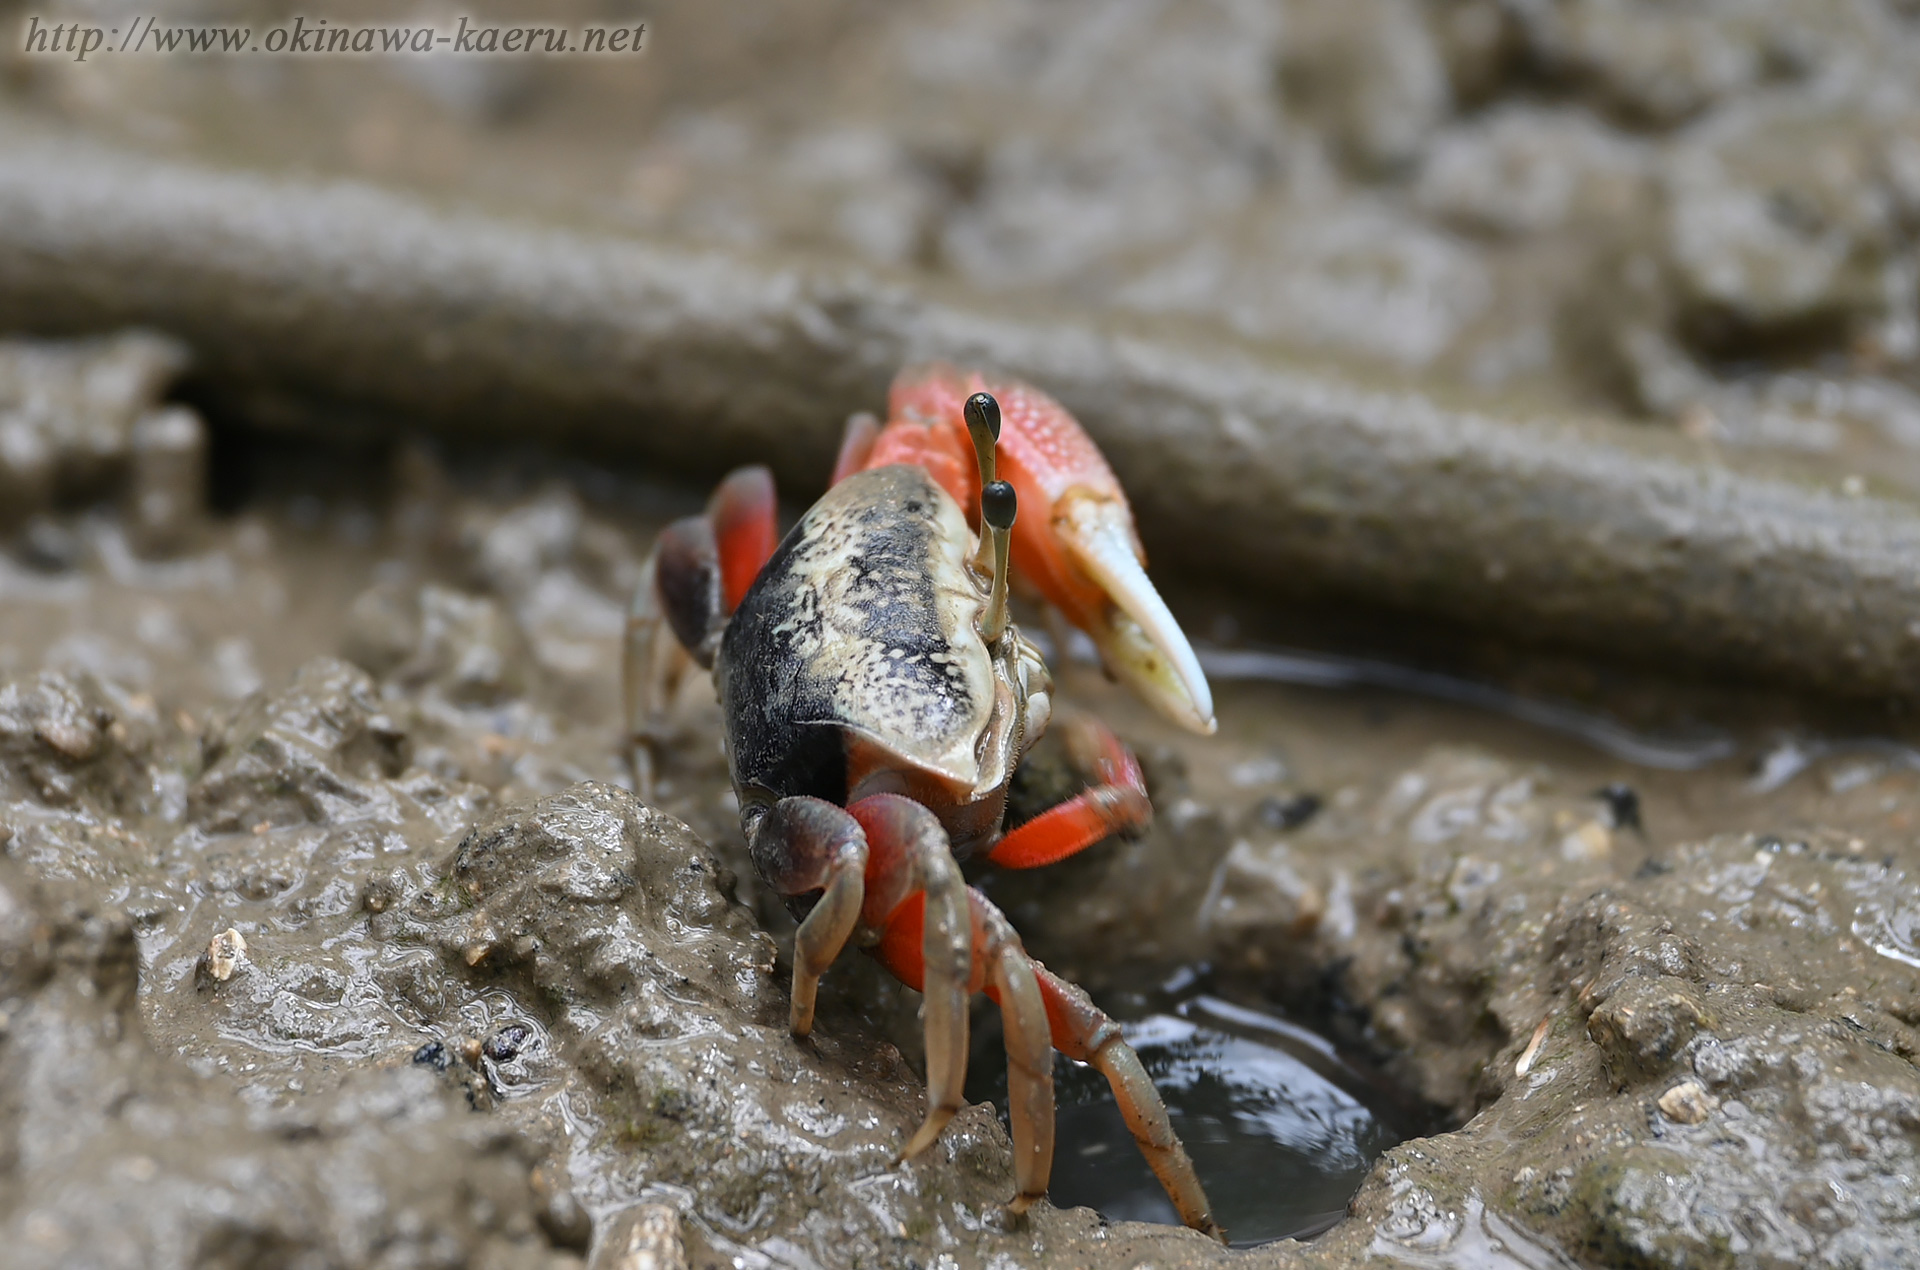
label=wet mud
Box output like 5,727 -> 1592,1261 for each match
4,336 -> 1920,1268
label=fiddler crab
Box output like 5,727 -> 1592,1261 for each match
624,363 -> 1222,1239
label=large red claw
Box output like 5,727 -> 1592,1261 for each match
888,364 -> 1217,736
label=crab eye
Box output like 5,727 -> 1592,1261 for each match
964,392 -> 1001,442
981,480 -> 1017,531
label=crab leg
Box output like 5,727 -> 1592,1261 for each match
622,550 -> 701,795
831,411 -> 884,484
971,891 -> 1056,1212
988,713 -> 1152,869
746,797 -> 871,1037
865,877 -> 1057,1209
623,465 -> 780,792
708,466 -> 779,614
1033,964 -> 1224,1242
848,794 -> 973,1159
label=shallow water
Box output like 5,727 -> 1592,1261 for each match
970,992 -> 1403,1246
1196,646 -> 1739,772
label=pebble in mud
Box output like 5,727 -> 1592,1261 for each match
484,1021 -> 535,1062
1585,975 -> 1713,1081
0,670 -> 155,812
1655,1078 -> 1716,1125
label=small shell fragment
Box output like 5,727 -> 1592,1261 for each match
205,928 -> 248,982
595,1201 -> 688,1270
34,719 -> 100,761
1515,1015 -> 1552,1077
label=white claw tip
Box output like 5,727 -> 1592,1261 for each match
1059,495 -> 1216,735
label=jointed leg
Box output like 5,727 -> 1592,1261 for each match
707,466 -> 778,614
623,543 -> 706,797
746,798 -> 870,1038
851,794 -> 973,1159
1034,964 -> 1223,1241
832,411 -> 882,484
988,712 -> 1153,870
622,466 -> 780,794
969,889 -> 1055,1212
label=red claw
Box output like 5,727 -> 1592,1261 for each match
857,363 -> 1216,735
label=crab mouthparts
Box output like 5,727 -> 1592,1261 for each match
1057,494 -> 1216,736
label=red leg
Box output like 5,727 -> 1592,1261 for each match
623,517 -> 719,794
707,465 -> 778,614
745,797 -> 869,1038
847,794 -> 972,1159
1033,964 -> 1223,1241
987,713 -> 1152,869
831,412 -> 883,484
649,516 -> 725,664
623,466 -> 777,793
865,864 -> 1057,1214
971,891 -> 1055,1212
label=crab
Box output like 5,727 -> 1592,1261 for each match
624,364 -> 1221,1238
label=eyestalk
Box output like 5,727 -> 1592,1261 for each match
964,391 -> 1000,488
981,479 -> 1016,644
965,392 -> 1002,578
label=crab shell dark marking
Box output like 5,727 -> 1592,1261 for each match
716,464 -> 1046,856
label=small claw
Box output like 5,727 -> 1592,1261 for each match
1057,493 -> 1215,735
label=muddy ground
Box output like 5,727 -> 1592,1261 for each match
2,334 -> 1920,1268
9,1 -> 1920,1267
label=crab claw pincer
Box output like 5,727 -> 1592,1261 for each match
1055,489 -> 1216,735
886,365 -> 1216,735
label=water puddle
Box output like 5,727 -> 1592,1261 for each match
1197,645 -> 1736,771
970,992 -> 1405,1245
1747,733 -> 1920,793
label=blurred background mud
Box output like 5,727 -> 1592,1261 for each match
15,0 -> 1920,441
16,1 -> 1920,700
